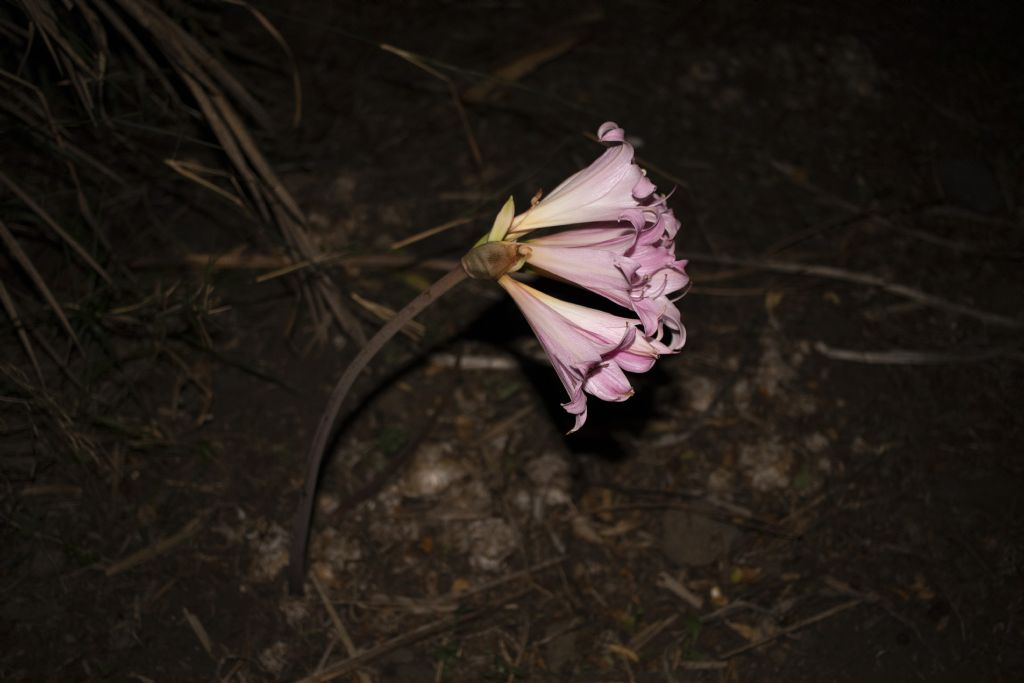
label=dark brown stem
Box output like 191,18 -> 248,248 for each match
287,265 -> 469,593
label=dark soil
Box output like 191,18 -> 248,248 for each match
3,1 -> 1023,681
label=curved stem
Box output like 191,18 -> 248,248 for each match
288,265 -> 469,593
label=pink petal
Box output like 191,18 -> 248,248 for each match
523,240 -> 689,343
524,243 -> 635,310
598,121 -> 625,142
497,276 -> 667,433
508,124 -> 658,236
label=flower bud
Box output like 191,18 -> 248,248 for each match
461,241 -> 531,280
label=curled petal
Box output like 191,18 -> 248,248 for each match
632,173 -> 657,200
598,121 -> 625,142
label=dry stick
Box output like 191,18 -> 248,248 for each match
310,574 -> 372,683
686,252 -> 1024,329
814,342 -> 1023,365
105,512 -> 207,576
288,266 -> 469,594
717,599 -> 862,660
299,589 -> 531,683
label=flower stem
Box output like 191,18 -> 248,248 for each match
288,265 -> 469,593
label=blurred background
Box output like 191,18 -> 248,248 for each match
2,1 -> 1022,680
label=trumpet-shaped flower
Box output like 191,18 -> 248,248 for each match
498,275 -> 672,433
470,121 -> 689,432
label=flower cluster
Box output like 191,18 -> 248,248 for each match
469,122 -> 688,433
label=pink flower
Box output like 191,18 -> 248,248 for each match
498,275 -> 672,433
473,121 -> 689,432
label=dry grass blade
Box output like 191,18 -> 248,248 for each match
0,169 -> 112,285
389,214 -> 481,250
20,0 -> 97,78
182,608 -> 214,659
110,0 -> 271,130
70,0 -> 109,82
310,574 -> 372,683
350,292 -> 424,341
0,68 -> 123,184
21,0 -> 98,115
381,43 -> 483,167
164,158 -> 246,208
0,220 -> 83,352
0,279 -> 45,386
462,29 -> 585,103
90,0 -> 180,106
177,71 -> 271,221
212,92 -> 305,224
223,0 -> 303,127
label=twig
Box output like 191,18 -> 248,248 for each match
717,599 -> 862,659
680,660 -> 728,670
814,342 -> 1023,364
630,614 -> 679,653
344,556 -> 564,613
297,589 -> 530,682
310,574 -> 371,683
686,252 -> 1023,329
656,572 -> 704,610
105,512 -> 207,576
182,608 -> 214,659
288,266 -> 469,594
